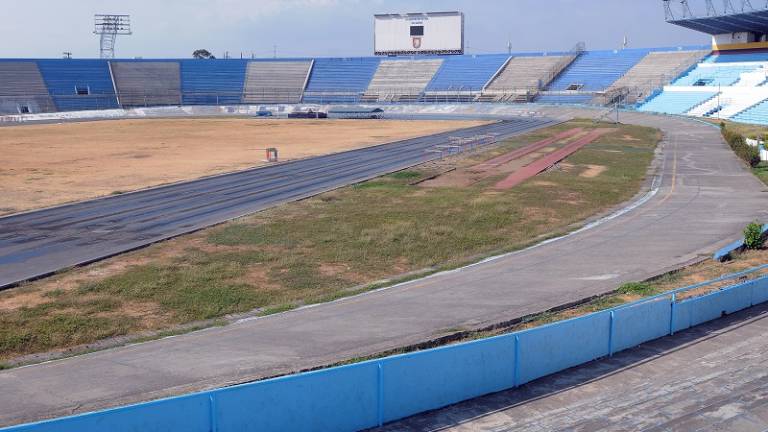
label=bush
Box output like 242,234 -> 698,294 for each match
744,221 -> 765,250
721,126 -> 761,167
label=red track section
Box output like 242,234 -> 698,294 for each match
472,128 -> 584,171
494,129 -> 611,189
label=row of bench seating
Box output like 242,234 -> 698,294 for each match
638,51 -> 768,124
0,47 -> 705,114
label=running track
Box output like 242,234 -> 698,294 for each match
0,118 -> 552,289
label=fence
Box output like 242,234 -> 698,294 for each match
0,86 -> 616,115
5,266 -> 768,432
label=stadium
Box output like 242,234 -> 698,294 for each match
1,1 -> 768,431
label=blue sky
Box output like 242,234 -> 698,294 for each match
1,0 -> 711,59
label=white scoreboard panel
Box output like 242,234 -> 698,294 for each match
374,11 -> 464,56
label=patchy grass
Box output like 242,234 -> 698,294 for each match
0,120 -> 660,361
753,162 -> 768,186
617,282 -> 658,296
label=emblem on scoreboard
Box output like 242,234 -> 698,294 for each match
412,37 -> 422,49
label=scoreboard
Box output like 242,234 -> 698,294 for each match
374,11 -> 464,56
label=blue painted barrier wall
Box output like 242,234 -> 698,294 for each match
4,267 -> 768,432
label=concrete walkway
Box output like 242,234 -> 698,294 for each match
1,109 -> 766,426
374,302 -> 768,431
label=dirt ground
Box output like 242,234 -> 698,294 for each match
0,118 -> 485,215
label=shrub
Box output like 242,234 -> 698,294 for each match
617,282 -> 656,296
721,126 -> 761,167
744,221 -> 765,250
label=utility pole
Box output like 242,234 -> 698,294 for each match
273,45 -> 277,59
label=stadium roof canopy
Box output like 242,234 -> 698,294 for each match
669,9 -> 768,35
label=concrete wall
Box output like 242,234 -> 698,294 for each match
4,270 -> 768,432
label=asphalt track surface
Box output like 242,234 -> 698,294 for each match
2,108 -> 768,426
0,118 -> 553,289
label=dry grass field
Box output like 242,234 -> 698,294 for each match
0,120 -> 662,363
0,118 -> 485,215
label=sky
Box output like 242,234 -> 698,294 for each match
0,0 -> 712,59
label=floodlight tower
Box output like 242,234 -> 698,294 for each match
94,14 -> 132,59
705,0 -> 718,15
680,0 -> 694,18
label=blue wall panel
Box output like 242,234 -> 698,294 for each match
752,278 -> 768,305
215,363 -> 379,432
381,335 -> 516,422
7,394 -> 211,432
613,297 -> 671,353
517,312 -> 610,384
686,283 -> 754,328
672,300 -> 694,333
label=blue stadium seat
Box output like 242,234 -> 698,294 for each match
36,59 -> 118,111
637,90 -> 718,115
545,49 -> 651,91
672,63 -> 760,87
538,49 -> 650,103
304,57 -> 380,103
731,99 -> 768,125
180,59 -> 248,105
425,54 -> 509,92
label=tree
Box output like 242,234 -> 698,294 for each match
193,49 -> 216,59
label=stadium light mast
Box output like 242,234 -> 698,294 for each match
94,14 -> 132,59
663,0 -> 676,20
705,0 -> 718,15
680,0 -> 694,17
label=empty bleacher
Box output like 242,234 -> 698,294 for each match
180,59 -> 248,105
672,63 -> 762,87
731,99 -> 768,125
0,61 -> 55,114
637,90 -> 718,115
537,49 -> 650,104
362,59 -> 443,102
111,61 -> 181,107
483,55 -> 575,102
601,50 -> 708,104
303,57 -> 380,103
242,60 -> 313,104
37,59 -> 119,111
423,54 -> 509,101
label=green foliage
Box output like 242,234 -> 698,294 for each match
722,126 -> 761,167
744,221 -> 765,250
617,282 -> 657,296
388,170 -> 421,180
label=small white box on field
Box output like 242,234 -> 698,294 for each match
374,11 -> 464,56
